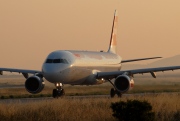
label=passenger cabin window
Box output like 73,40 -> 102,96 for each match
46,59 -> 68,64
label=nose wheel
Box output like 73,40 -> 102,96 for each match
52,83 -> 65,98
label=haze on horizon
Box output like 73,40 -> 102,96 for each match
0,0 -> 180,70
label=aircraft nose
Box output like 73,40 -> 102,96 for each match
42,64 -> 69,82
42,65 -> 60,74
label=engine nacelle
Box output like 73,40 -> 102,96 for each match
25,76 -> 45,94
114,75 -> 134,93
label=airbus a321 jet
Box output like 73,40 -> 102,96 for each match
1,10 -> 180,98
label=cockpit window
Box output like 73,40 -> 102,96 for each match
63,59 -> 68,64
46,59 -> 68,64
46,59 -> 53,63
53,59 -> 61,63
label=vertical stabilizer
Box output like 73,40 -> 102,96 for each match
108,10 -> 118,54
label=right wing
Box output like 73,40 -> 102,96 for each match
97,66 -> 180,79
0,68 -> 42,79
121,57 -> 162,63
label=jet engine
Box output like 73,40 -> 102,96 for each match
114,75 -> 134,93
25,76 -> 45,94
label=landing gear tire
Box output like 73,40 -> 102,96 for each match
52,89 -> 65,98
60,89 -> 65,96
110,88 -> 116,98
117,92 -> 122,98
53,89 -> 58,98
52,83 -> 65,98
110,88 -> 122,98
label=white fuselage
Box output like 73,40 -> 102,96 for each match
42,50 -> 122,85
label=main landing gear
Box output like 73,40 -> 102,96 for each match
110,88 -> 122,98
108,79 -> 122,98
52,83 -> 65,98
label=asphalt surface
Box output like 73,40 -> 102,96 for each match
0,92 -> 174,104
0,95 -> 109,104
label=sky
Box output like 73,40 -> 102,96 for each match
0,0 -> 180,70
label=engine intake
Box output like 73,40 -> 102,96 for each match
25,76 -> 45,94
114,75 -> 134,93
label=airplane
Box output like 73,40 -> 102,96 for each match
1,10 -> 180,98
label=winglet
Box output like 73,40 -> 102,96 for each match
108,10 -> 118,54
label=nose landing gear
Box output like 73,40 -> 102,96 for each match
52,83 -> 65,98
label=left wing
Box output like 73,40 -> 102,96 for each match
0,68 -> 42,79
97,66 -> 180,79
